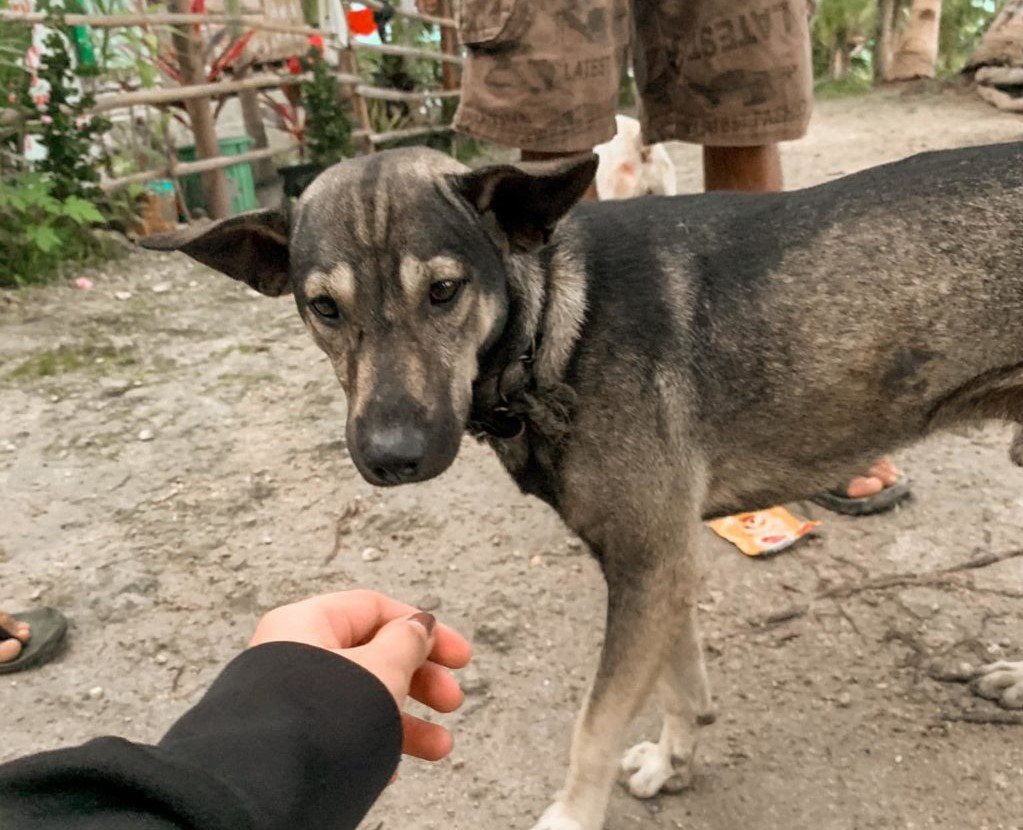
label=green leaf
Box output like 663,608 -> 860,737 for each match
27,223 -> 63,253
61,196 -> 105,225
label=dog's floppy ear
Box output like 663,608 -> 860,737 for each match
140,208 -> 291,297
452,153 -> 598,253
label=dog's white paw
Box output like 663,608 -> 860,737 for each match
973,660 -> 1023,709
620,741 -> 691,799
530,801 -> 588,830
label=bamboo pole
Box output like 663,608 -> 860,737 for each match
3,75 -> 446,123
0,9 -> 458,35
169,0 -> 230,219
438,0 -> 460,91
370,123 -> 452,145
101,145 -> 284,192
356,86 -> 459,102
353,40 -> 461,65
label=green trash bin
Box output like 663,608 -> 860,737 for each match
177,136 -> 257,217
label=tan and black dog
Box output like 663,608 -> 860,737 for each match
147,142 -> 1023,830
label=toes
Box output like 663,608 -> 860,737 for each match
0,637 -> 23,663
869,457 -> 901,486
16,622 -> 30,643
620,741 -> 658,775
846,475 -> 884,499
620,741 -> 691,800
973,662 -> 1023,708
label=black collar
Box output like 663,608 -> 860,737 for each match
467,336 -> 538,440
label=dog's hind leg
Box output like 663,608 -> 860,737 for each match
620,603 -> 714,798
532,510 -> 704,830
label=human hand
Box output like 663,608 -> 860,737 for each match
250,590 -> 472,761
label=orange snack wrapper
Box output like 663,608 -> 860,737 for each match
707,507 -> 820,557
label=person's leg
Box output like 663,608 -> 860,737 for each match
0,611 -> 31,663
703,144 -> 783,193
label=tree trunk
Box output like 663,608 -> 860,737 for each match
830,45 -> 850,80
888,0 -> 942,80
874,0 -> 897,82
170,0 -> 231,219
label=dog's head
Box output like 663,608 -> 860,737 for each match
145,148 -> 595,486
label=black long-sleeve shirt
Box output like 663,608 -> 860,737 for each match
0,642 -> 402,829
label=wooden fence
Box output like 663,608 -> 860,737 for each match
1,0 -> 462,219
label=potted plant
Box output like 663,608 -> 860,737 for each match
273,42 -> 352,199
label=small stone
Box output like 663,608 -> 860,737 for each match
836,691 -> 852,708
262,536 -> 273,546
138,429 -> 155,442
30,588 -> 42,601
114,291 -> 132,301
151,282 -> 172,294
3,442 -> 16,452
88,686 -> 105,700
100,378 -> 131,398
416,595 -> 442,612
155,652 -> 168,665
361,546 -> 383,562
530,554 -> 543,567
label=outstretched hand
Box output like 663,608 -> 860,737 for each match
250,590 -> 472,761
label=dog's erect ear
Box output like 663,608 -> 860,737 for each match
140,208 -> 291,297
452,154 -> 598,253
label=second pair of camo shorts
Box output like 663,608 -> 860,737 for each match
453,0 -> 815,152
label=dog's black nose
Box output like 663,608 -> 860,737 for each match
362,426 -> 426,485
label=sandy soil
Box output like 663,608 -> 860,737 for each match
3,84 -> 1023,830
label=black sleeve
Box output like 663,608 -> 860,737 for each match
0,642 -> 402,830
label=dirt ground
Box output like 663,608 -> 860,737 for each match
3,85 -> 1023,830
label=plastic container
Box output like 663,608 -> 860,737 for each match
177,136 -> 257,216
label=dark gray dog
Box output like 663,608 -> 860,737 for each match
147,142 -> 1023,830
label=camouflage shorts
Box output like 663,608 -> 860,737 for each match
453,0 -> 814,152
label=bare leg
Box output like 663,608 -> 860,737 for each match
620,603 -> 714,798
702,144 -> 782,193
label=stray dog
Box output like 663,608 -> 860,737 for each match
594,114 -> 677,200
146,141 -> 1023,829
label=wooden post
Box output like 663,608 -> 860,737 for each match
438,0 -> 459,91
340,46 -> 374,153
170,0 -> 231,219
227,0 -> 276,186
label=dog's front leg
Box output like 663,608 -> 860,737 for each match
532,532 -> 700,830
620,603 -> 714,798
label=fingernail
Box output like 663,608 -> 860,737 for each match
409,611 -> 436,636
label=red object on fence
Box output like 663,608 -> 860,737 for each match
347,7 -> 377,36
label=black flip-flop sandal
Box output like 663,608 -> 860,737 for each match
812,477 -> 912,517
0,608 -> 68,675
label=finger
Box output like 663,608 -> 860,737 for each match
401,712 -> 453,761
409,661 -> 464,713
308,590 -> 473,665
341,613 -> 436,701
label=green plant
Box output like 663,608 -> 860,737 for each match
0,171 -> 107,287
19,3 -> 111,201
301,47 -> 352,166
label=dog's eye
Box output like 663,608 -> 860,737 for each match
429,279 -> 465,306
309,296 -> 340,320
